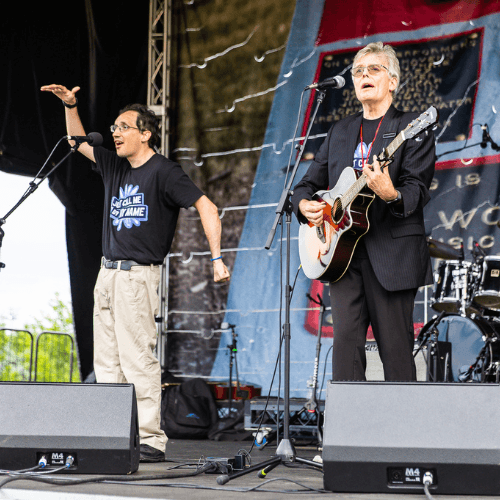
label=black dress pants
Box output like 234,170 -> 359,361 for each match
329,254 -> 418,382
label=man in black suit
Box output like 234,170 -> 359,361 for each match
291,42 -> 435,382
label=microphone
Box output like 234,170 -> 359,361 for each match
306,75 -> 345,90
480,125 -> 500,151
66,132 -> 103,146
216,474 -> 230,485
473,240 -> 486,257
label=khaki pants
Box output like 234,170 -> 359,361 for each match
93,264 -> 167,452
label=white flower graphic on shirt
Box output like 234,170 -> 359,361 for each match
109,184 -> 149,231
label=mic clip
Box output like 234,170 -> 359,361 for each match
481,124 -> 500,151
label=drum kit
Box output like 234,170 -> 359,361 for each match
419,238 -> 500,383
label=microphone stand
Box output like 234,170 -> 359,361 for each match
257,292 -> 325,450
217,88 -> 327,485
0,138 -> 82,273
226,324 -> 240,416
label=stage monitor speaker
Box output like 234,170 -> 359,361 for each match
0,382 -> 139,474
323,381 -> 500,495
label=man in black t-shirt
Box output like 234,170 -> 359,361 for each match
291,42 -> 435,382
41,85 -> 230,462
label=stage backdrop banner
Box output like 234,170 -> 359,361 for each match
210,0 -> 500,397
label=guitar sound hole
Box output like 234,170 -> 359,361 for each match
332,198 -> 344,224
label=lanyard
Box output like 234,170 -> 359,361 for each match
360,115 -> 384,170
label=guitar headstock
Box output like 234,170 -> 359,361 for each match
404,106 -> 439,139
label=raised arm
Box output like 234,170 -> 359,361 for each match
40,84 -> 95,163
194,195 -> 230,283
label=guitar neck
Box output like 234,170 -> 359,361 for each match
341,129 -> 407,207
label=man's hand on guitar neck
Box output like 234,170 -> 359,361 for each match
298,199 -> 326,227
363,154 -> 398,202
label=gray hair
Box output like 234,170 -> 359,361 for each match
353,42 -> 400,94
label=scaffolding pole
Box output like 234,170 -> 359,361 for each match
147,0 -> 172,157
148,0 -> 172,369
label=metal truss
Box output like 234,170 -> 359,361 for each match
148,0 -> 172,368
147,0 -> 172,157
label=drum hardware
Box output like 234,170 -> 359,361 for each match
414,311 -> 452,382
428,313 -> 452,383
471,255 -> 500,311
428,237 -> 500,316
417,313 -> 500,383
430,260 -> 480,316
415,310 -> 445,354
457,335 -> 500,383
426,237 -> 500,383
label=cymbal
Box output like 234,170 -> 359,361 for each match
426,237 -> 464,260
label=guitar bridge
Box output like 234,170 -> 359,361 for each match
316,224 -> 326,244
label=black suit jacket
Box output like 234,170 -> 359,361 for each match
291,104 -> 435,292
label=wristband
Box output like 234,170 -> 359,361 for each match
63,98 -> 78,109
211,256 -> 222,261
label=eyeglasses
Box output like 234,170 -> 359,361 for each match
110,124 -> 139,133
351,64 -> 389,78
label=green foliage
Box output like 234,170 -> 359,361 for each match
0,294 -> 80,383
0,329 -> 33,381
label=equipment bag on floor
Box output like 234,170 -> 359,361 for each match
161,378 -> 218,439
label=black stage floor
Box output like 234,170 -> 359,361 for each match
0,439 -> 498,500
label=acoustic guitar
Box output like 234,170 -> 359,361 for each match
298,106 -> 438,282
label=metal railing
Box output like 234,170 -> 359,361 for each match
0,329 -> 79,383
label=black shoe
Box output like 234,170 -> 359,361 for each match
140,444 -> 165,463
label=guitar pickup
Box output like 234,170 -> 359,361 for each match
316,224 -> 326,244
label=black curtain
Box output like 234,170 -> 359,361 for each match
0,1 -> 149,380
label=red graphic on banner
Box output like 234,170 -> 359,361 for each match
316,0 -> 500,46
304,281 -> 424,341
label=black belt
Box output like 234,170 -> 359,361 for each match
101,258 -> 147,271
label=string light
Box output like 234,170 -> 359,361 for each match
175,132 -> 328,166
283,49 -> 316,77
431,200 -> 492,233
179,26 -> 259,69
433,55 -> 445,66
216,80 -> 289,113
254,43 -> 286,62
168,305 -> 320,318
435,79 -> 479,143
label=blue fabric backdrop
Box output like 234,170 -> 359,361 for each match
210,0 -> 500,398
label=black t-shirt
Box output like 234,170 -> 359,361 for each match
353,117 -> 381,172
93,147 -> 203,264
352,117 -> 382,258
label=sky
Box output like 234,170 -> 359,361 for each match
0,171 -> 71,329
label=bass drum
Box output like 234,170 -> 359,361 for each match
434,314 -> 500,382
